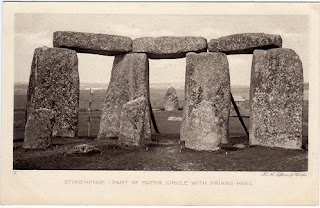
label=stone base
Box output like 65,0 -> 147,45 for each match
118,97 -> 147,147
23,108 -> 55,149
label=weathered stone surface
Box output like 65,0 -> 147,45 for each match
23,108 -> 55,149
119,96 -> 148,147
249,48 -> 303,149
181,52 -> 231,150
53,31 -> 132,56
66,144 -> 102,155
208,33 -> 282,54
26,47 -> 79,137
132,36 -> 207,59
164,87 -> 179,111
98,53 -> 151,140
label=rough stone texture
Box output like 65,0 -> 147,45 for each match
23,108 -> 55,149
249,48 -> 303,149
181,52 -> 231,150
132,36 -> 207,59
53,31 -> 132,56
164,87 -> 179,111
119,97 -> 148,147
26,47 -> 79,137
98,53 -> 151,140
66,144 -> 102,155
208,33 -> 282,54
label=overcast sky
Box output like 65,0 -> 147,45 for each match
15,14 -> 309,85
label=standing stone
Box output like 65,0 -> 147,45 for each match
164,87 -> 179,111
26,47 -> 79,137
249,48 -> 303,149
23,108 -> 55,149
208,33 -> 282,54
119,97 -> 147,147
132,36 -> 207,59
181,52 -> 231,150
53,31 -> 132,56
98,53 -> 151,140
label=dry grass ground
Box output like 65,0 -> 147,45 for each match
13,109 -> 308,171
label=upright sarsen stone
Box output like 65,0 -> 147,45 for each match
53,31 -> 132,56
208,33 -> 282,54
132,36 -> 207,59
26,47 -> 79,137
164,87 -> 179,111
23,108 -> 55,149
98,53 -> 151,140
181,52 -> 231,150
249,48 -> 303,149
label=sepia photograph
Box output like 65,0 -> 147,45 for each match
1,2 -> 319,206
13,13 -> 309,171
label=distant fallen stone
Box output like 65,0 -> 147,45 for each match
164,87 -> 179,111
233,143 -> 247,149
66,144 -> 102,155
208,33 -> 282,54
167,116 -> 183,121
132,36 -> 207,59
53,31 -> 132,56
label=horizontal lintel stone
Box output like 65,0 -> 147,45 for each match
132,36 -> 208,59
53,31 -> 132,56
208,33 -> 282,54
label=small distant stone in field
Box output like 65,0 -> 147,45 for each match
66,144 -> 102,155
167,116 -> 183,121
23,108 -> 56,149
164,87 -> 179,111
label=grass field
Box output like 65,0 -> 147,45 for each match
13,84 -> 309,171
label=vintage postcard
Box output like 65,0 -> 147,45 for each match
1,2 -> 319,206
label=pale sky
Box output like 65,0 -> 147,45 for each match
15,14 -> 309,86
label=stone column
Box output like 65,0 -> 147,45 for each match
181,52 -> 231,151
26,47 -> 79,137
98,53 -> 151,142
249,48 -> 303,149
